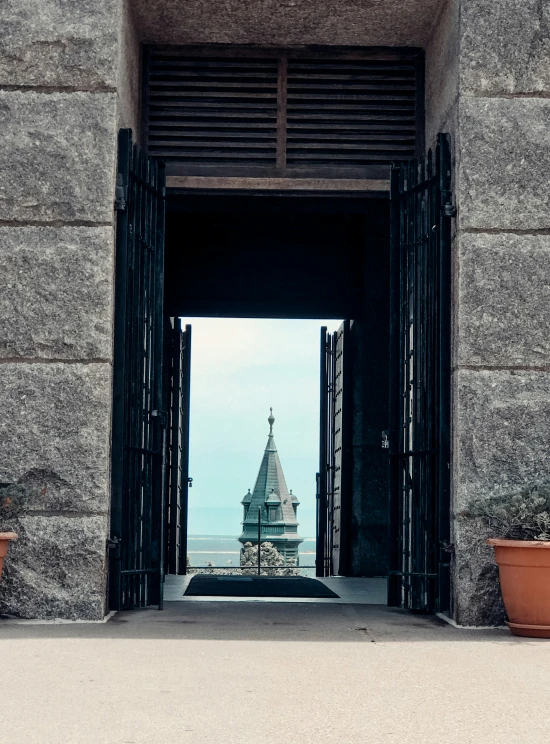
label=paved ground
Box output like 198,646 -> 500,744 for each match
1,601 -> 549,744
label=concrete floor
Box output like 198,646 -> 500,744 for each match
1,601 -> 550,744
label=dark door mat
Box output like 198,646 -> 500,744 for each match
185,575 -> 340,598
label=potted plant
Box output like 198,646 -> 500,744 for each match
466,485 -> 550,638
0,485 -> 21,580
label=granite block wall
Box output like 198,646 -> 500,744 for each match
0,0 -> 140,619
426,0 -> 550,625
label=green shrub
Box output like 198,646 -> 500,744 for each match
464,485 -> 550,541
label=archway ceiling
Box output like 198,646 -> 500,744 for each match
133,0 -> 445,48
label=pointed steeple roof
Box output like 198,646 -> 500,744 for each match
239,410 -> 301,537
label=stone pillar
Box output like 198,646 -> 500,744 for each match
0,0 -> 137,619
453,0 -> 550,626
426,0 -> 550,625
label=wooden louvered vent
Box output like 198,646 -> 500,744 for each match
145,48 -> 422,187
286,58 -> 417,169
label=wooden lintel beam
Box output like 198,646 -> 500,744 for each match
166,176 -> 390,192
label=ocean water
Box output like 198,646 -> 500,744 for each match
187,534 -> 316,568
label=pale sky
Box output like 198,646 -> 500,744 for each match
182,317 -> 343,538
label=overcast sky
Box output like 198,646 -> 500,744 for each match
182,317 -> 342,538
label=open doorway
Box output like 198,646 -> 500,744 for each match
179,317 -> 342,579
110,184 -> 393,607
163,193 -> 392,585
109,130 -> 451,614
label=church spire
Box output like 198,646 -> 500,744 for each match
238,410 -> 303,560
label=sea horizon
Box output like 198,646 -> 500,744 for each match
187,534 -> 316,568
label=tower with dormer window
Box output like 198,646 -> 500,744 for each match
238,410 -> 303,562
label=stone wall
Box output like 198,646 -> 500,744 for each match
425,0 -> 459,149
450,0 -> 550,625
422,0 -> 550,625
133,0 -> 445,47
0,0 -> 139,619
117,0 -> 142,139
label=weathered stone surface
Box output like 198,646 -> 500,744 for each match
0,227 -> 114,359
453,369 -> 550,625
458,233 -> 550,366
0,91 -> 117,223
117,0 -> 141,137
0,515 -> 108,620
455,369 -> 550,508
425,0 -> 459,148
134,0 -> 445,46
459,98 -> 550,230
0,0 -> 119,89
453,517 -> 506,627
461,0 -> 550,95
0,363 -> 111,513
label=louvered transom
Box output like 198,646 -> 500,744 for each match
145,48 -> 422,181
286,59 -> 417,167
147,53 -> 279,165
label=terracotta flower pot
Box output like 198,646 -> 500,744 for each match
0,532 -> 18,579
488,538 -> 550,638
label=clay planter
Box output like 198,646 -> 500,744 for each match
0,532 -> 17,579
488,538 -> 550,638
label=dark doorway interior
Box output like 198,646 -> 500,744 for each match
165,195 -> 386,320
164,193 -> 391,579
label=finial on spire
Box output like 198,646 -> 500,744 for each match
268,407 -> 275,434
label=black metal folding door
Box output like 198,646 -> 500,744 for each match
387,133 -> 453,613
165,322 -> 192,576
109,129 -> 167,611
317,322 -> 351,578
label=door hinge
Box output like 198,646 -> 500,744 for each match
443,203 -> 456,218
441,190 -> 456,218
107,536 -> 120,551
114,173 -> 127,212
441,542 -> 455,554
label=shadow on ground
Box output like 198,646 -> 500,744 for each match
0,602 -> 516,643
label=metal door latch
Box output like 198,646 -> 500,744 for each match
114,173 -> 127,212
107,536 -> 120,550
381,431 -> 390,449
188,477 -> 193,488
152,409 -> 168,428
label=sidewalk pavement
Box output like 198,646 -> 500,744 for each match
1,601 -> 549,744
